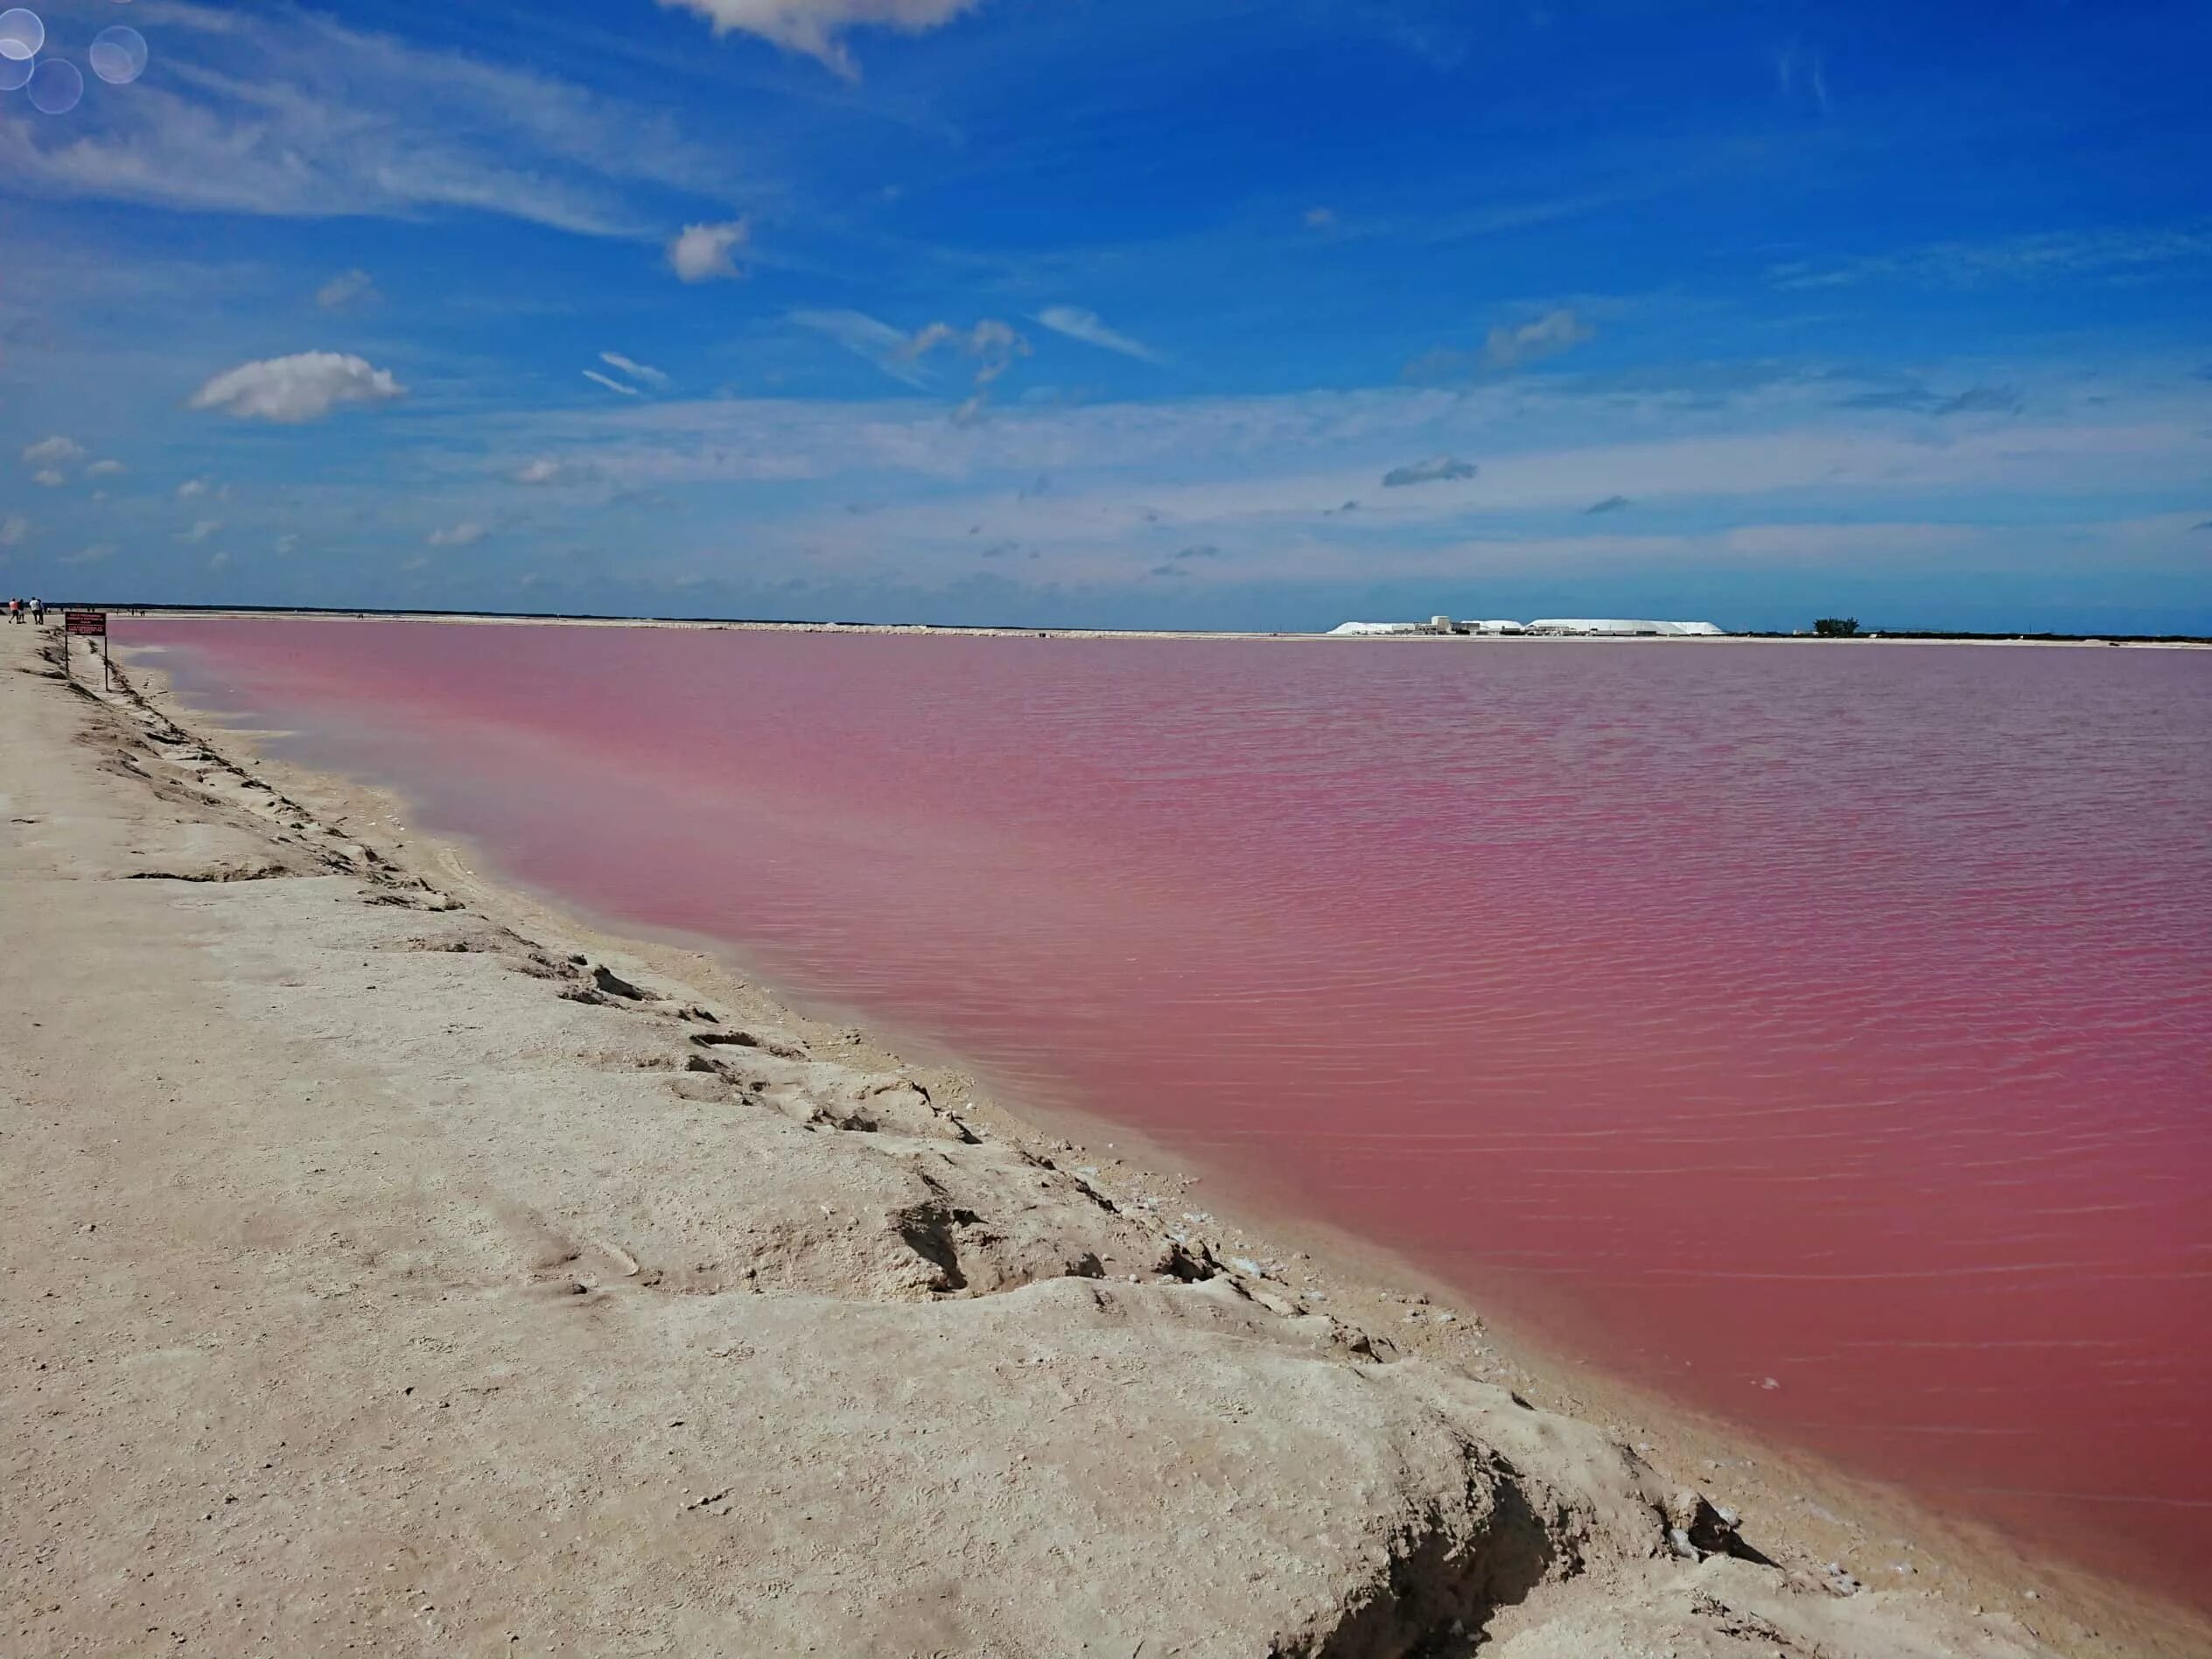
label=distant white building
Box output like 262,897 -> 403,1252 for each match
1469,620 -> 1526,634
1327,620 -> 1423,635
1526,618 -> 1725,637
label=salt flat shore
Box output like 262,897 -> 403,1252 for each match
0,620 -> 2192,1657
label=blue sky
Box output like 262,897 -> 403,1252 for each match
3,0 -> 2209,632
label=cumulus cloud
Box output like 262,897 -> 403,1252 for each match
1034,305 -> 1166,365
85,459 -> 126,479
656,0 -> 984,76
0,514 -> 26,546
1381,455 -> 1479,488
23,435 -> 83,466
600,351 -> 670,388
179,520 -> 222,544
177,478 -> 210,500
1584,494 -> 1631,514
513,458 -> 570,485
274,534 -> 300,554
317,269 -> 380,310
427,522 -> 488,547
583,368 -> 643,396
668,220 -> 748,283
32,469 -> 66,487
190,352 -> 407,423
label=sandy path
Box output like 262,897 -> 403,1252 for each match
0,623 -> 2091,1656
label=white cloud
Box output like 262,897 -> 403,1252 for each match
274,534 -> 299,555
1305,206 -> 1337,229
657,0 -> 983,76
668,219 -> 749,283
31,469 -> 65,487
207,550 -> 232,571
1034,305 -> 1166,366
427,522 -> 488,547
895,318 -> 1030,416
190,352 -> 407,423
513,458 -> 569,485
85,458 -> 126,479
790,308 -> 934,386
179,519 -> 222,544
601,351 -> 670,388
1768,227 -> 2212,290
317,269 -> 380,310
583,368 -> 643,396
0,514 -> 26,546
177,478 -> 209,500
0,10 -> 726,235
22,435 -> 83,466
1484,308 -> 1596,370
1403,308 -> 1598,384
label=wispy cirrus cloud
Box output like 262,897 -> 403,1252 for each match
601,352 -> 670,389
0,7 -> 732,235
584,368 -> 644,396
1770,225 -> 2212,290
1034,305 -> 1166,365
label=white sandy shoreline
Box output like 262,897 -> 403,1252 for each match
4,618 -> 2202,1656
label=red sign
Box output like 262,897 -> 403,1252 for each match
65,610 -> 107,638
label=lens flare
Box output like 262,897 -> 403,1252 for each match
89,24 -> 145,84
25,53 -> 80,113
0,8 -> 44,62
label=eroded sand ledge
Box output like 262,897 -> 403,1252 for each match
0,625 -> 2097,1656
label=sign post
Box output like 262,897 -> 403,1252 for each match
65,609 -> 108,690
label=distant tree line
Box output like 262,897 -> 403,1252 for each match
1813,617 -> 1859,637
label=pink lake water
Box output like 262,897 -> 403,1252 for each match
122,619 -> 2212,1608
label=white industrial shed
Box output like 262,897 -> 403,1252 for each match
1525,619 -> 1724,637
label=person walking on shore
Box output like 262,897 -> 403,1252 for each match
6,597 -> 19,624
29,598 -> 44,626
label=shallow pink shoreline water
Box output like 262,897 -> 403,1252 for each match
126,620 -> 2212,1606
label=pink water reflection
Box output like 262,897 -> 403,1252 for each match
127,620 -> 2212,1606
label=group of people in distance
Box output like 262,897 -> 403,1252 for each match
6,597 -> 46,625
